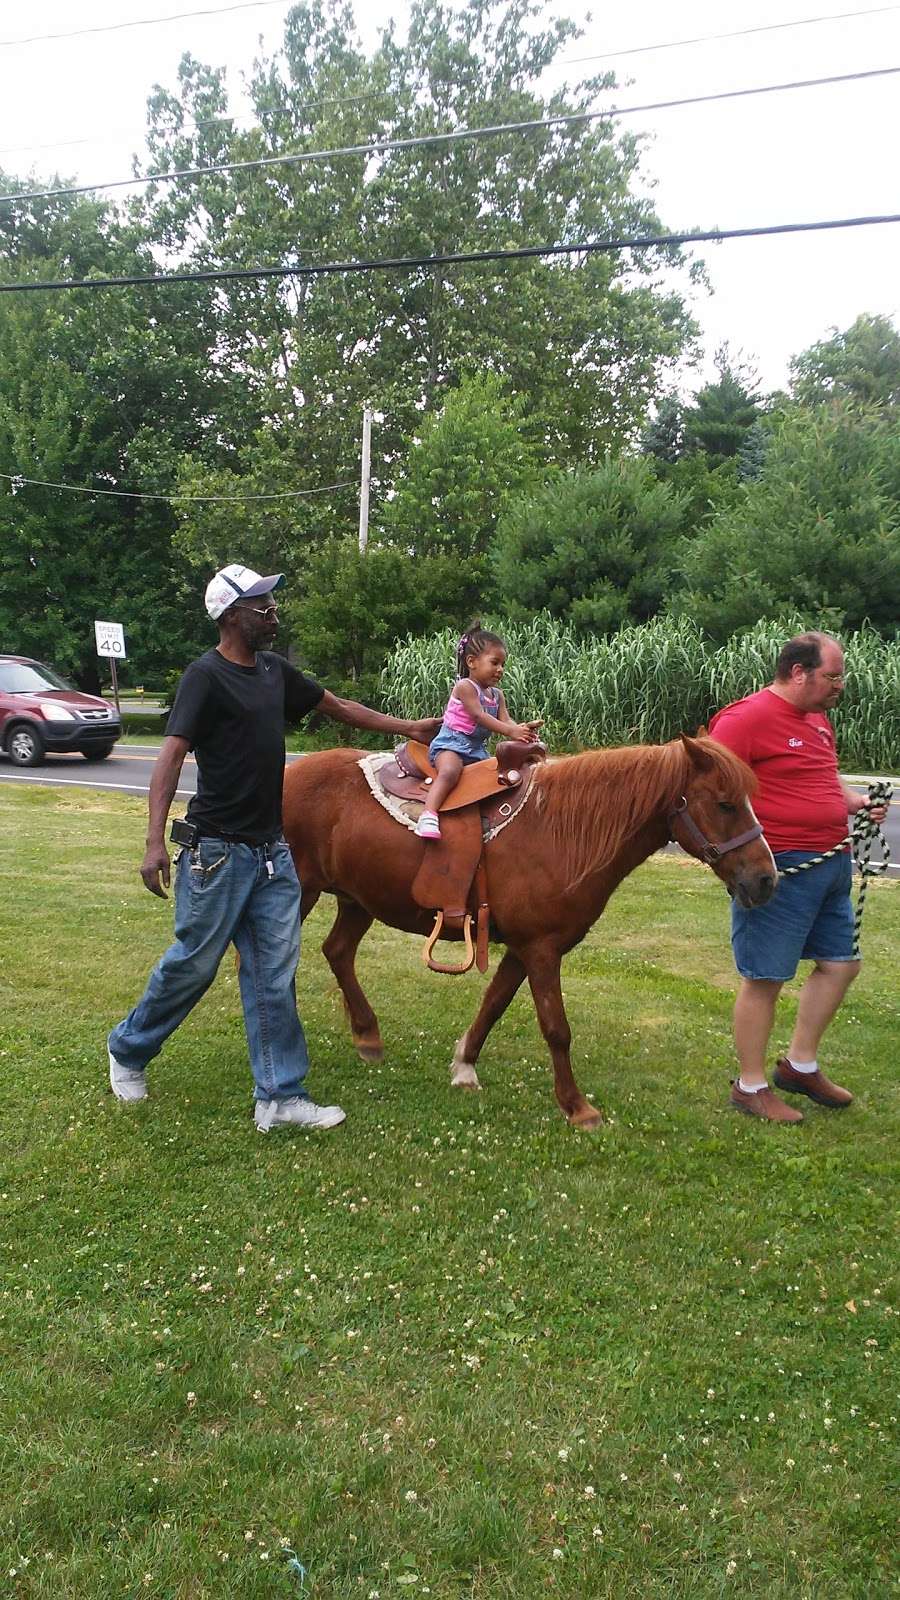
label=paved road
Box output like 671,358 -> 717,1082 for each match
0,743 -> 201,798
0,743 -> 305,799
1,743 -> 897,873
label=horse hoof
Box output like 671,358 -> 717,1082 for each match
354,1039 -> 384,1063
568,1105 -> 603,1130
450,1037 -> 481,1090
451,1066 -> 481,1090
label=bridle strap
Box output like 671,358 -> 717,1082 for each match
668,796 -> 763,865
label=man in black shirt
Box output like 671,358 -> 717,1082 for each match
108,563 -> 440,1132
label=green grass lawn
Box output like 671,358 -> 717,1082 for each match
1,787 -> 897,1599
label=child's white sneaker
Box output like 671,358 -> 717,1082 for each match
415,810 -> 442,840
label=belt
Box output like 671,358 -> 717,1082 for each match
196,829 -> 283,848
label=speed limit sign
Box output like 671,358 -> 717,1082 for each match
94,621 -> 126,659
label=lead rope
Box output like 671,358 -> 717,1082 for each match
778,780 -> 893,958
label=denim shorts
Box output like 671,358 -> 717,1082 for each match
731,848 -> 856,981
429,729 -> 490,766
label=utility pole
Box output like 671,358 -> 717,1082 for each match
358,405 -> 372,553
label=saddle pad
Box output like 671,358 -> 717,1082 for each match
358,752 -> 536,841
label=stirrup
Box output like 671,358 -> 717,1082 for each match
422,910 -> 476,975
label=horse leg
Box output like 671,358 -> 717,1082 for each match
450,950 -> 527,1090
321,896 -> 384,1063
524,944 -> 602,1129
300,887 -> 320,923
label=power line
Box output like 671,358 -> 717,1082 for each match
3,64 -> 898,208
0,89 -> 382,164
561,4 -> 900,67
0,0 -> 288,49
2,4 -> 894,162
0,471 -> 356,502
2,213 -> 898,294
0,0 -> 892,53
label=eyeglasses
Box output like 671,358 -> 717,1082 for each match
239,604 -> 279,619
820,671 -> 846,683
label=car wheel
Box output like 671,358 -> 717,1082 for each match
7,723 -> 46,766
82,744 -> 115,761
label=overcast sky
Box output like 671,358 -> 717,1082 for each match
1,0 -> 898,394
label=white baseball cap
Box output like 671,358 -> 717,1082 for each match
204,563 -> 285,620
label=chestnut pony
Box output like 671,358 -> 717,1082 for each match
282,734 -> 776,1129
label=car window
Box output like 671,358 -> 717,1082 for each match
0,662 -> 75,693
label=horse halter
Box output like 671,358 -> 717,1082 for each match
667,796 -> 763,866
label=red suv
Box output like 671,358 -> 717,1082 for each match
0,655 -> 122,766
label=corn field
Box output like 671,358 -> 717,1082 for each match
381,615 -> 900,772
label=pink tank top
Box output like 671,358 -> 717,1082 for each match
443,685 -> 499,734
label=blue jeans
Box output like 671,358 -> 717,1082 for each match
731,848 -> 855,981
428,729 -> 489,766
109,837 -> 309,1101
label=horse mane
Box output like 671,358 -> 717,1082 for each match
531,737 -> 756,888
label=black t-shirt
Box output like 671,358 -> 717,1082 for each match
166,649 -> 324,842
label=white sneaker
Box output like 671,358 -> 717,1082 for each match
108,1045 -> 148,1102
415,810 -> 442,839
254,1096 -> 346,1133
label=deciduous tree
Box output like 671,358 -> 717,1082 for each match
0,181 -> 219,686
138,0 -> 698,501
790,313 -> 900,410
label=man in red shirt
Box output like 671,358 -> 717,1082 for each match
708,631 -> 887,1123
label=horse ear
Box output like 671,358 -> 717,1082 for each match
696,723 -> 709,738
681,732 -> 716,773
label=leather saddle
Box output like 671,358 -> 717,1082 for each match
373,739 -> 547,975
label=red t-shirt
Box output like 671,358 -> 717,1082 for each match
708,687 -> 849,854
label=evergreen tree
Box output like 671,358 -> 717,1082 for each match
640,396 -> 684,464
673,401 -> 900,640
491,457 -> 687,632
737,420 -> 769,481
682,347 -> 761,467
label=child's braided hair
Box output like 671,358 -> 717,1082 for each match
456,621 -> 506,679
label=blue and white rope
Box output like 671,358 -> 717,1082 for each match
778,781 -> 893,958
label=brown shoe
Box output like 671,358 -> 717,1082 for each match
730,1081 -> 803,1123
773,1058 -> 853,1108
